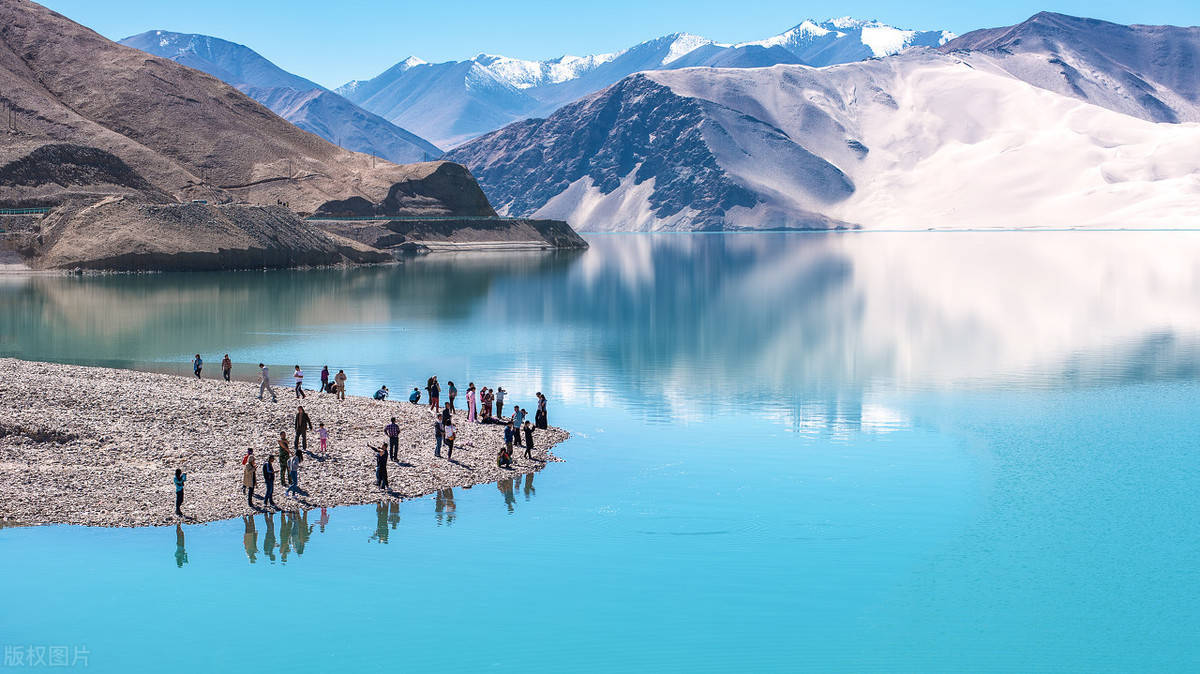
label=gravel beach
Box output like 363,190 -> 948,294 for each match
0,358 -> 568,527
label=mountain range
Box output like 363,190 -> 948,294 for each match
119,31 -> 442,163
0,0 -> 581,270
337,18 -> 955,147
446,13 -> 1200,231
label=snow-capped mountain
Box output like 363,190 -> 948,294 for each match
338,19 -> 944,147
445,14 -> 1200,232
120,31 -> 442,162
739,17 -> 954,65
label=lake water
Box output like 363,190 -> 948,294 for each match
1,232 -> 1198,672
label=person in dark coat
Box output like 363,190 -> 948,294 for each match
294,406 -> 313,453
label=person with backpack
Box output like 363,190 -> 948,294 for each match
262,455 -> 277,508
385,417 -> 400,461
173,468 -> 187,516
221,354 -> 232,382
193,354 -> 203,378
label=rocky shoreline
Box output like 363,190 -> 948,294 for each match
0,358 -> 568,527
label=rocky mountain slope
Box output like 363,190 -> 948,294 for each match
120,31 -> 441,163
939,12 -> 1200,123
338,18 -> 948,147
447,15 -> 1200,231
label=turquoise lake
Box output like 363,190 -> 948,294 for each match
1,232 -> 1198,672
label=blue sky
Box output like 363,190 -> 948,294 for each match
39,0 -> 1200,89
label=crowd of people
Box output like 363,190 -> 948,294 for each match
172,359 -> 552,518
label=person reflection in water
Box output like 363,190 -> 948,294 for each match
262,511 -> 277,563
243,515 -> 258,564
318,507 -> 329,533
278,511 -> 292,563
389,501 -> 400,530
293,509 -> 312,556
371,501 -> 389,544
523,472 -> 535,500
497,479 -> 517,512
174,523 -> 188,568
435,488 -> 456,526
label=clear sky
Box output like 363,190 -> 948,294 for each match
38,0 -> 1200,89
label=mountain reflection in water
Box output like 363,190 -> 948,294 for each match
4,232 -> 1200,429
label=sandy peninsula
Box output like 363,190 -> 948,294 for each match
0,358 -> 567,527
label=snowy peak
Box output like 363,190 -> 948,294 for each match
738,17 -> 955,64
660,32 -> 717,64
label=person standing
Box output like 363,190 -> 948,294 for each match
173,468 -> 187,516
466,383 -> 477,423
496,387 -> 506,419
258,363 -> 277,402
193,354 -> 203,379
536,392 -> 548,429
444,421 -> 457,460
447,381 -> 457,412
335,369 -> 347,401
427,376 -> 440,411
278,432 -> 291,487
317,422 -> 329,457
294,406 -> 312,454
241,448 -> 254,493
243,451 -> 257,507
441,403 -> 452,427
512,407 -> 527,444
262,455 -> 277,508
293,366 -> 305,399
385,417 -> 400,461
504,421 -> 514,458
371,443 -> 389,489
287,452 -> 300,498
433,418 -> 444,458
523,421 -> 534,459
320,366 -> 329,395
221,354 -> 232,382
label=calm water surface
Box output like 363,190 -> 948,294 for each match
1,233 -> 1198,672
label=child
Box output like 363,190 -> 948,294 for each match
317,422 -> 329,456
497,445 -> 513,468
